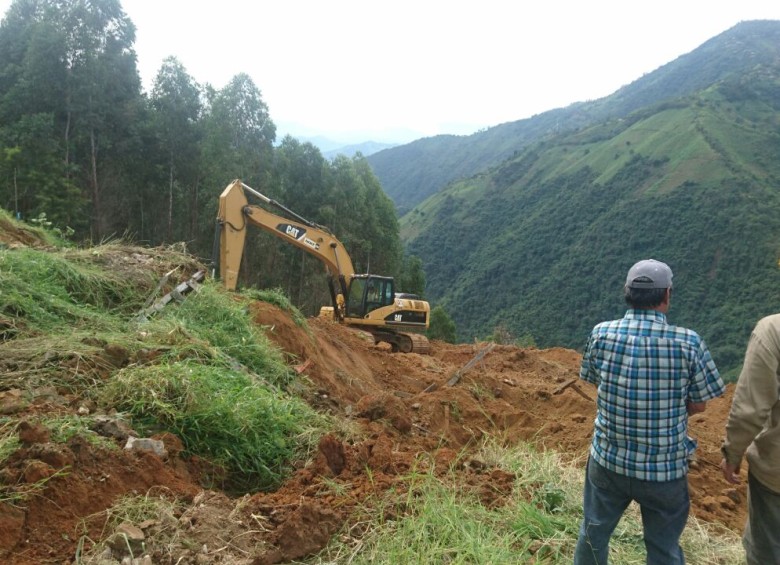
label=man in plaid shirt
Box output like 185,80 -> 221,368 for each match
573,259 -> 725,565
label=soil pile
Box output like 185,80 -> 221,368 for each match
1,300 -> 744,564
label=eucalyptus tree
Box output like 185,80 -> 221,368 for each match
328,154 -> 402,277
266,135 -> 331,309
273,135 -> 329,217
197,73 -> 276,266
200,73 -> 276,189
60,0 -> 141,239
0,114 -> 84,229
0,0 -> 143,239
0,1 -> 81,227
351,154 -> 403,277
150,56 -> 202,242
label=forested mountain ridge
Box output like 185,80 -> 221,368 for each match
401,54 -> 780,378
368,20 -> 780,215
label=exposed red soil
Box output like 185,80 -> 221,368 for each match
0,216 -> 50,248
1,300 -> 745,564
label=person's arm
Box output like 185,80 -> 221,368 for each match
579,334 -> 599,385
721,324 -> 780,483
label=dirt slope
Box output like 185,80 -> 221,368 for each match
1,300 -> 744,564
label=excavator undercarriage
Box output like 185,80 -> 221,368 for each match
365,328 -> 431,354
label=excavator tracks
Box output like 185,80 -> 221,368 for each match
368,329 -> 431,354
405,333 -> 431,355
390,332 -> 431,354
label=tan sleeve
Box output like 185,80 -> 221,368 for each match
723,327 -> 780,465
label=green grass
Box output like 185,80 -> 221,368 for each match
154,282 -> 294,387
99,361 -> 325,492
305,440 -> 745,564
0,417 -> 20,466
44,415 -> 117,450
1,230 -> 330,493
0,248 -> 134,333
0,333 -> 125,392
352,478 -> 523,563
244,287 -> 310,328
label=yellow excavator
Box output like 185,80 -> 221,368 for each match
214,179 -> 431,354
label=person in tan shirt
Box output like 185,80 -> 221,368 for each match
721,313 -> 780,565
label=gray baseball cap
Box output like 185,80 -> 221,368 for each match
625,259 -> 673,289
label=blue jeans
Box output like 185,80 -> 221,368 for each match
573,457 -> 689,565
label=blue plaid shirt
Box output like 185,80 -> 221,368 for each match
580,309 -> 725,481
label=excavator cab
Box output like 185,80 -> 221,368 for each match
346,275 -> 394,318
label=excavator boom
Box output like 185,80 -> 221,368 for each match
217,180 -> 353,288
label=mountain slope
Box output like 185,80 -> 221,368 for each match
402,66 -> 780,378
369,20 -> 780,214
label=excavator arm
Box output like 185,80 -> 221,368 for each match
217,179 -> 355,319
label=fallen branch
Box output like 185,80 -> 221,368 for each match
424,342 -> 496,392
447,342 -> 496,386
553,377 -> 594,402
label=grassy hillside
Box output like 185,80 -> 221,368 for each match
370,20 -> 780,215
0,212 -> 326,492
402,72 -> 780,379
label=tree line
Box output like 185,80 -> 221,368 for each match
0,0 -> 429,316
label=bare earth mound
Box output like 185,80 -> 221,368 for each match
2,300 -> 744,564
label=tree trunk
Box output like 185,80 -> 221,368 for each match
139,193 -> 145,242
64,109 -> 71,176
63,72 -> 71,178
13,167 -> 18,218
90,126 -> 100,239
167,161 -> 174,242
189,176 -> 199,242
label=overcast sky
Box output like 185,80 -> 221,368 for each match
2,1 -> 780,143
